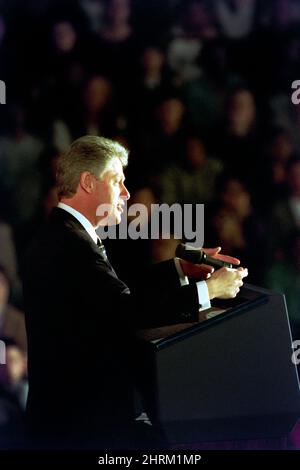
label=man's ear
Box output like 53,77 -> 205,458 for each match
80,172 -> 94,194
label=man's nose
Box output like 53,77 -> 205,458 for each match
121,184 -> 130,200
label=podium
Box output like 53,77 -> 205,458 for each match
137,284 -> 300,444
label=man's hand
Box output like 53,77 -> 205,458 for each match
179,259 -> 214,280
179,246 -> 241,280
206,267 -> 248,299
202,246 -> 240,266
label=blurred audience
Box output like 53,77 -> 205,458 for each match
266,229 -> 300,340
168,0 -> 218,85
215,86 -> 264,197
0,338 -> 27,447
0,105 -> 44,227
208,176 -> 267,283
151,135 -> 222,205
0,222 -> 21,305
0,338 -> 28,410
261,128 -> 295,205
0,266 -> 27,353
270,158 -> 300,261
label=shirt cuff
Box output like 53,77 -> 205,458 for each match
174,257 -> 189,286
196,281 -> 211,311
174,258 -> 211,311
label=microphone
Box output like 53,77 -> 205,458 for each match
175,243 -> 234,269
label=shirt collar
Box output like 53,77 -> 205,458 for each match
57,202 -> 99,245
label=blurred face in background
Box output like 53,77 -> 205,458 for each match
83,76 -> 112,114
228,90 -> 256,136
222,179 -> 251,219
0,272 -> 9,311
5,346 -> 27,386
186,137 -> 206,168
270,133 -> 293,162
157,98 -> 185,134
142,47 -> 164,74
53,21 -> 77,53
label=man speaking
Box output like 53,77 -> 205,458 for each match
23,135 -> 247,449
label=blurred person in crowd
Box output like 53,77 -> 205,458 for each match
273,0 -> 300,31
270,158 -> 300,261
52,75 -> 118,152
101,0 -> 132,43
215,86 -> 264,196
266,229 -> 300,340
128,46 -> 175,130
0,266 -> 27,353
168,0 -> 218,85
131,95 -> 187,186
78,0 -> 105,34
270,88 -> 300,155
80,75 -> 116,136
89,0 -> 137,88
183,39 -> 240,135
0,338 -> 28,410
0,222 -> 20,300
274,27 -> 300,93
0,337 -> 28,447
210,177 -> 253,255
261,128 -> 294,205
140,47 -> 167,92
14,146 -> 60,274
128,95 -> 187,189
47,19 -> 86,92
23,135 -> 247,449
227,87 -> 256,138
41,19 -> 89,150
0,104 -> 44,227
151,135 -> 223,205
52,20 -> 78,55
214,0 -> 257,40
266,229 -> 300,341
156,97 -> 185,138
208,176 -> 267,283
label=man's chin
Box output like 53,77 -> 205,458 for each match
108,216 -> 121,226
97,214 -> 121,226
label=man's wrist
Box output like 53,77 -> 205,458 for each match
206,278 -> 216,300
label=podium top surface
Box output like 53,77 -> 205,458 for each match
138,284 -> 270,349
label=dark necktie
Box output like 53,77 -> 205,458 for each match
97,238 -> 107,260
96,238 -> 117,275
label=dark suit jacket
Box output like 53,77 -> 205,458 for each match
23,207 -> 199,446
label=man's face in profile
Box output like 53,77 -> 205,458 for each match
94,158 -> 130,227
